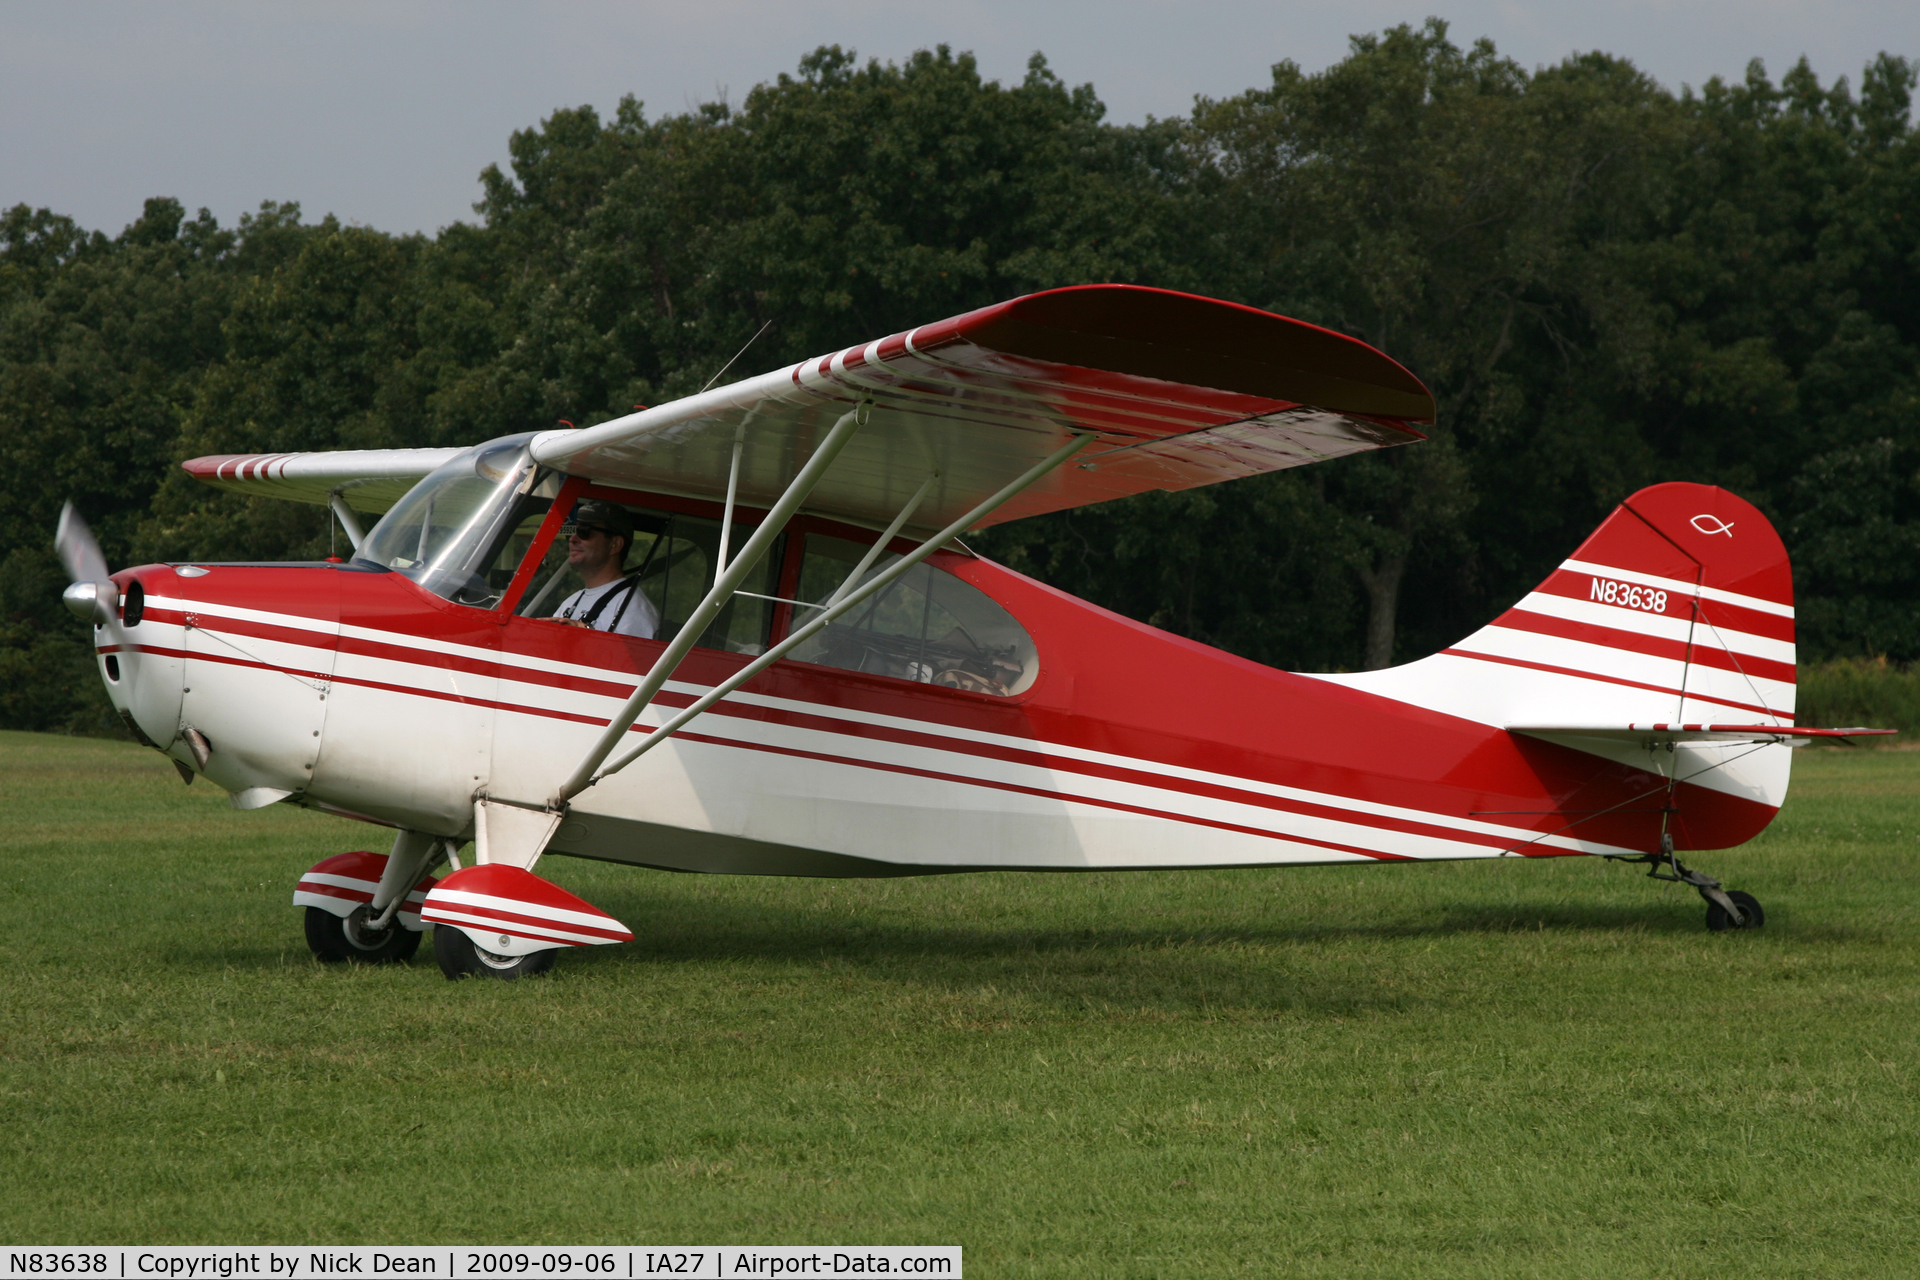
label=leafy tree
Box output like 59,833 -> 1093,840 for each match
1184,22 -> 1688,665
473,46 -> 1196,428
6,32 -> 1920,737
0,197 -> 239,730
1605,53 -> 1920,658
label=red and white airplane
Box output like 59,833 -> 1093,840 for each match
56,285 -> 1887,979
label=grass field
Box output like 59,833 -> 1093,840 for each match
2,730 -> 1917,1275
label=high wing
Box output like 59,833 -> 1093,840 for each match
181,447 -> 467,514
531,285 -> 1432,534
181,286 -> 1434,533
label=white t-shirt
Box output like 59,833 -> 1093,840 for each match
554,577 -> 661,639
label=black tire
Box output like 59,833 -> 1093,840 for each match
304,905 -> 423,964
1705,890 -> 1765,932
432,924 -> 558,981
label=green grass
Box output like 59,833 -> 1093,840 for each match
2,731 -> 1917,1275
1799,657 -> 1920,742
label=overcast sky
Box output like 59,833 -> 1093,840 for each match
5,1 -> 1917,238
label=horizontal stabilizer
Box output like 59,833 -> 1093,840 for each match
1512,723 -> 1896,746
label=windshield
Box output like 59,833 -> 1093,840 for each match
355,434 -> 555,606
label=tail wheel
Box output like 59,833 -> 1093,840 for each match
304,905 -> 422,964
432,925 -> 558,981
1706,890 -> 1765,932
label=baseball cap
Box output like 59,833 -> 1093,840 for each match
569,499 -> 635,541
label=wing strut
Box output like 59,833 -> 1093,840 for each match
328,491 -> 365,551
578,430 -> 1096,792
550,401 -> 872,807
714,418 -> 749,574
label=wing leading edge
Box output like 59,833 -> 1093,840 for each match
530,285 -> 1434,534
180,448 -> 467,514
182,286 -> 1434,532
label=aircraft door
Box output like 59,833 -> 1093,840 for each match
492,495 -> 787,836
317,575 -> 500,832
509,500 -> 782,653
311,440 -> 560,834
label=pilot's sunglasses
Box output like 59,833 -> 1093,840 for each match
571,524 -> 609,539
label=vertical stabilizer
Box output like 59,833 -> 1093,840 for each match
1311,482 -> 1797,845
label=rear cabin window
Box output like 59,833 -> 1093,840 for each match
516,501 -> 782,655
787,535 -> 1037,697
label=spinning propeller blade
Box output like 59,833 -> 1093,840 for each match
56,502 -> 110,584
55,502 -> 117,624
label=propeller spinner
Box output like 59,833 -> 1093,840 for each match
54,501 -> 189,769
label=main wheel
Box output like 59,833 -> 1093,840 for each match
1705,890 -> 1764,932
304,905 -> 422,964
432,925 -> 558,981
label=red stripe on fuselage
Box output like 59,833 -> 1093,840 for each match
160,629 -> 1716,858
141,600 -> 337,653
1693,595 -> 1795,644
130,633 -> 1449,857
1440,646 -> 1788,720
127,639 -> 333,688
1491,608 -> 1796,686
145,559 -> 1780,858
146,619 -> 1539,859
641,722 -> 1424,862
1534,567 -> 1795,644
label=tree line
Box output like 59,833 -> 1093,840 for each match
4,20 -> 1918,734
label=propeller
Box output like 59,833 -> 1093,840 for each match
56,501 -> 119,625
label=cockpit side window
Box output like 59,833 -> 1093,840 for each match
785,534 -> 1038,696
514,495 -> 783,655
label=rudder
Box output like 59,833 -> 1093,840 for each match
1454,482 -> 1796,728
1313,482 -> 1798,847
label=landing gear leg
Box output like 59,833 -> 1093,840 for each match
1616,835 -> 1764,931
296,832 -> 454,966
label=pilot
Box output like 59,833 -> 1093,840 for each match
552,500 -> 661,639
